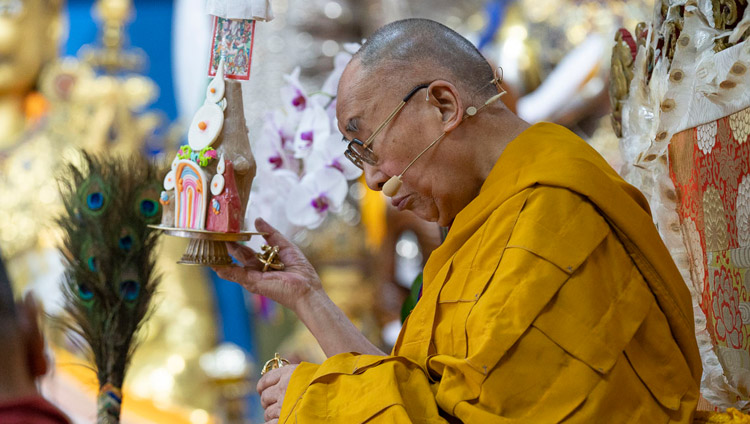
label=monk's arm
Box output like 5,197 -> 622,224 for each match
218,221 -> 386,358
280,353 -> 450,422
295,288 -> 386,357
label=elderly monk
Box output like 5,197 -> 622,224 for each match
216,18 -> 701,423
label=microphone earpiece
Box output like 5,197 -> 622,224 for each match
484,92 -> 506,106
383,175 -> 403,197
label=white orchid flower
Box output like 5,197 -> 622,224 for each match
256,111 -> 299,173
306,133 -> 362,180
246,169 -> 301,241
319,50 -> 354,99
293,102 -> 331,159
280,67 -> 308,121
285,168 -> 348,229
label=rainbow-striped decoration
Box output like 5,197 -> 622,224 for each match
174,160 -> 208,229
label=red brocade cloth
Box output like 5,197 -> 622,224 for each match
669,109 -> 750,388
0,395 -> 71,424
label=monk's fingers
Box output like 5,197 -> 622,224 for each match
214,266 -> 306,308
264,420 -> 278,424
212,266 -> 265,291
212,265 -> 246,284
260,387 -> 278,410
257,367 -> 283,395
226,242 -> 261,268
255,218 -> 297,250
264,404 -> 282,423
250,220 -> 307,268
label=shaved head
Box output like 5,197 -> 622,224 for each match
354,19 -> 496,100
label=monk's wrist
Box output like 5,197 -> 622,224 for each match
293,285 -> 331,326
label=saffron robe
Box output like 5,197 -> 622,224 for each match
279,123 -> 701,423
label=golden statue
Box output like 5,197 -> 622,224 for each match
0,0 -> 158,285
0,0 -> 67,287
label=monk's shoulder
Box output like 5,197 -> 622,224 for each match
520,185 -> 603,229
506,185 -> 611,275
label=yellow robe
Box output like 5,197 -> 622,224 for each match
280,123 -> 702,423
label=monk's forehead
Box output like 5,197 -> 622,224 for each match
336,61 -> 384,127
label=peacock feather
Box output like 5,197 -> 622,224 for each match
57,152 -> 162,423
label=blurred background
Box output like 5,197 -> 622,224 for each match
0,0 -> 655,422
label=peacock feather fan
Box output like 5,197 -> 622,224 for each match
57,152 -> 162,424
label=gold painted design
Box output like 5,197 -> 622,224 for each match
729,108 -> 750,144
712,0 -> 748,52
704,186 -> 729,252
670,128 -> 696,186
683,217 -> 706,295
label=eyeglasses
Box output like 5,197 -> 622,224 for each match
343,83 -> 430,169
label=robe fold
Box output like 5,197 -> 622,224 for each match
280,123 -> 701,423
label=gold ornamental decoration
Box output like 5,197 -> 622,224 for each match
261,353 -> 290,376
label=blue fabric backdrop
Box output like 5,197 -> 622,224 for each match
65,0 -> 178,120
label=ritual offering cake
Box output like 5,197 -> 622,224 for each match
154,60 -> 259,265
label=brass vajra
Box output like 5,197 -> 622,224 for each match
261,353 -> 290,375
256,245 -> 285,272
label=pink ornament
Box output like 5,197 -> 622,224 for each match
206,160 -> 242,233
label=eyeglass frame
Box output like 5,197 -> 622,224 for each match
343,83 -> 430,169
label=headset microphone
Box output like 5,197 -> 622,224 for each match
382,90 -> 506,198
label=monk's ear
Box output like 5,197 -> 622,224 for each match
425,81 -> 463,133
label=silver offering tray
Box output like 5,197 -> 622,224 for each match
148,225 -> 264,266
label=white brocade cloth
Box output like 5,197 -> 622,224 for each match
619,0 -> 750,410
206,0 -> 274,21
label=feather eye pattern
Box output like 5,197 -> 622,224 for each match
57,152 -> 162,424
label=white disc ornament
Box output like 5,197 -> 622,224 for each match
163,169 -> 176,191
171,155 -> 179,170
205,73 -> 225,104
210,174 -> 225,196
188,103 -> 224,151
216,154 -> 226,175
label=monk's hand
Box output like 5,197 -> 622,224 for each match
213,218 -> 323,312
258,364 -> 298,422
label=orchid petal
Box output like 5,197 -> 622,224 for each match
285,169 -> 347,229
320,51 -> 354,97
293,103 -> 331,159
305,134 -> 362,180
